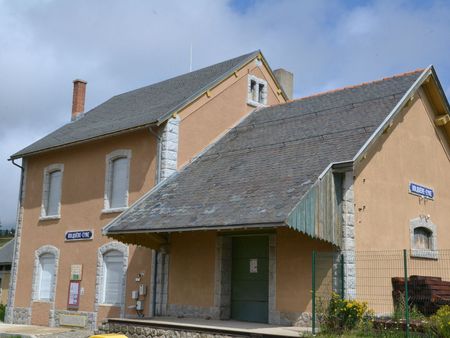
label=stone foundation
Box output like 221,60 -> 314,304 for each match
167,304 -> 219,320
99,321 -> 245,338
12,307 -> 31,325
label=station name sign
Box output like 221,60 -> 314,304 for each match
65,230 -> 94,242
409,182 -> 434,200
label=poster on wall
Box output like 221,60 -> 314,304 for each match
67,280 -> 81,309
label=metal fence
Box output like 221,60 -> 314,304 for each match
312,249 -> 450,336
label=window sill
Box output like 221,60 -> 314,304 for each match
39,215 -> 61,221
33,299 -> 52,303
99,303 -> 121,307
102,207 -> 128,214
247,100 -> 267,108
411,249 -> 438,260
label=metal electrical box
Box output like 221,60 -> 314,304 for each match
139,284 -> 147,296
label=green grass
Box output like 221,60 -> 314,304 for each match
0,237 -> 13,247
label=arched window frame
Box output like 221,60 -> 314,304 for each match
40,164 -> 64,220
103,149 -> 132,213
31,245 -> 59,302
409,217 -> 438,259
95,242 -> 128,316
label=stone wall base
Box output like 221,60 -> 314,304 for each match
12,307 -> 31,325
167,304 -> 219,320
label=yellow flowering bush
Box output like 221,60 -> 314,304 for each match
320,292 -> 373,334
428,305 -> 450,337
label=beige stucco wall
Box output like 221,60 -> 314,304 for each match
276,227 -> 335,314
354,90 -> 450,251
354,89 -> 450,312
178,58 -> 285,167
168,232 -> 217,308
14,129 -> 157,320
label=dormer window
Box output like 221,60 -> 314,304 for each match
409,217 -> 437,259
248,75 -> 267,106
40,164 -> 64,220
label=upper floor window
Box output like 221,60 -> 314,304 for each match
248,75 -> 268,106
104,150 -> 131,212
41,164 -> 64,219
102,250 -> 124,305
37,253 -> 56,300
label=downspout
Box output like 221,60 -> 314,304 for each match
152,251 -> 158,316
148,127 -> 161,317
6,158 -> 25,323
10,159 -> 24,201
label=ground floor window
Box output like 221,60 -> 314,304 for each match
38,253 -> 56,300
102,250 -> 124,305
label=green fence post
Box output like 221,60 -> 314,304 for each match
312,250 -> 316,335
340,253 -> 345,299
403,249 -> 410,338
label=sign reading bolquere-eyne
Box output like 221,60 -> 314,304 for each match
65,230 -> 94,242
409,182 -> 434,200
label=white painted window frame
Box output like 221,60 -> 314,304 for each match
103,149 -> 132,213
247,75 -> 268,107
95,242 -> 128,313
409,217 -> 438,259
40,163 -> 64,220
31,245 -> 59,302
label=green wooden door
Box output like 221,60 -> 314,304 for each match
231,236 -> 269,323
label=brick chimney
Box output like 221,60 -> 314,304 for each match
273,69 -> 294,100
71,79 -> 87,121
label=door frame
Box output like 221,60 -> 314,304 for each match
214,232 -> 277,324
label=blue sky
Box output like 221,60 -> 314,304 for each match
0,0 -> 449,227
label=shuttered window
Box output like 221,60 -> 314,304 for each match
102,250 -> 123,304
110,157 -> 128,208
38,254 -> 55,300
46,170 -> 62,216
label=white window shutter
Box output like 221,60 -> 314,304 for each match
102,251 -> 123,304
39,254 -> 55,300
47,170 -> 62,215
110,158 -> 128,208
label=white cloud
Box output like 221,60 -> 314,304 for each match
0,0 -> 449,225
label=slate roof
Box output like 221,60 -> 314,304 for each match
105,70 -> 423,234
0,239 -> 14,264
11,51 -> 260,159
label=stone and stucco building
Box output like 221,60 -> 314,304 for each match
7,50 -> 450,329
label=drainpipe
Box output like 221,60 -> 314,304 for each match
6,158 -> 25,322
10,159 -> 24,202
148,127 -> 161,317
152,250 -> 158,316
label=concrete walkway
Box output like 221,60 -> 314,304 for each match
0,323 -> 92,338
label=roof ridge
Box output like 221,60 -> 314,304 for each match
270,69 -> 426,108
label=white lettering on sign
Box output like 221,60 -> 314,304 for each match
250,258 -> 258,273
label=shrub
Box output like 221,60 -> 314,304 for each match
428,305 -> 450,337
0,303 -> 6,321
320,292 -> 373,334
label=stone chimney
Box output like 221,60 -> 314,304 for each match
71,79 -> 87,121
273,69 -> 294,100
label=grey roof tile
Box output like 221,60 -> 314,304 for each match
0,239 -> 14,264
106,70 -> 423,234
12,51 -> 260,159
